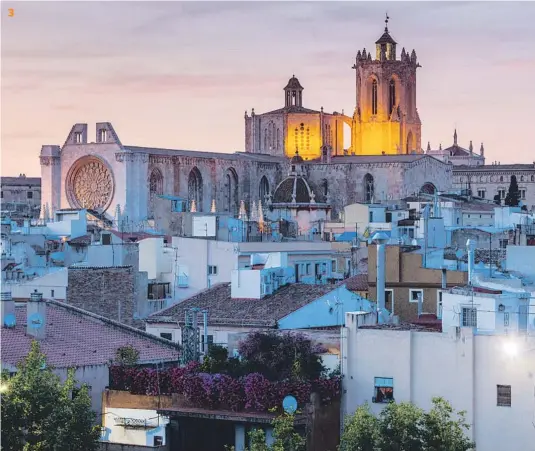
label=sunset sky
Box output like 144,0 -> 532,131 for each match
2,1 -> 534,176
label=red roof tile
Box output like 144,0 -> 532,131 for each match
345,274 -> 368,292
1,301 -> 180,368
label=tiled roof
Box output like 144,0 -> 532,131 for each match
345,274 -> 369,292
1,300 -> 180,368
67,234 -> 92,246
147,283 -> 342,327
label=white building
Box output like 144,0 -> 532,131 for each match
342,316 -> 535,451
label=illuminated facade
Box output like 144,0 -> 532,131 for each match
244,76 -> 347,160
245,20 -> 422,158
351,18 -> 422,155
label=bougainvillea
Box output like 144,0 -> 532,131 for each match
109,364 -> 340,414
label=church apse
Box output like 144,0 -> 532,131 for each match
351,16 -> 422,156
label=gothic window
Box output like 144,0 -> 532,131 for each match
500,176 -> 503,182
224,168 -> 239,215
520,175 -> 524,182
149,168 -> 164,196
259,176 -> 270,203
276,128 -> 280,150
264,129 -> 268,150
371,80 -> 378,115
364,173 -> 374,203
188,167 -> 203,211
321,179 -> 328,197
389,79 -> 396,116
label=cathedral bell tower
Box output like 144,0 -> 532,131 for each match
351,15 -> 422,155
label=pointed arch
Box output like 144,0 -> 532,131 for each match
371,79 -> 378,115
188,167 -> 203,212
259,176 -> 270,203
224,167 -> 239,215
364,173 -> 374,203
389,78 -> 396,116
149,168 -> 163,196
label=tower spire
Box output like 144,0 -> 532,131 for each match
453,128 -> 458,146
385,12 -> 389,32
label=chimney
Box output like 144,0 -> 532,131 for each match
1,292 -> 16,328
27,290 -> 46,340
466,239 -> 475,285
372,232 -> 389,321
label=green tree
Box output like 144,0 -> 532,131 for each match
1,341 -> 101,451
504,175 -> 521,207
339,397 -> 475,451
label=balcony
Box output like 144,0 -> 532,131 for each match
147,298 -> 167,313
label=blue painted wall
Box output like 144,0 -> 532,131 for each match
278,286 -> 377,329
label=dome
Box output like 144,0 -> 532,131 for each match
273,177 -> 312,204
284,76 -> 303,91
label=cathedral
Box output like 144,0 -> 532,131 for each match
39,21 -> 451,229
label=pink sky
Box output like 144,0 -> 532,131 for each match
2,1 -> 534,176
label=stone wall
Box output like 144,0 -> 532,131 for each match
67,266 -> 137,326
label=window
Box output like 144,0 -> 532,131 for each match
153,436 -> 164,446
437,290 -> 443,319
50,289 -> 55,298
369,211 -> 374,222
74,132 -> 82,143
101,233 -> 112,245
477,189 -> 486,198
373,377 -> 394,403
499,239 -> 508,249
500,176 -> 503,182
160,332 -> 172,341
389,79 -> 396,115
503,313 -> 509,327
27,191 -> 33,199
331,260 -> 337,272
208,265 -> 218,275
498,189 -> 506,199
385,289 -> 394,313
497,385 -> 511,407
520,189 -> 526,199
409,289 -> 423,303
306,263 -> 311,275
371,80 -> 378,115
461,307 -> 477,327
99,129 -> 107,142
532,175 -> 535,182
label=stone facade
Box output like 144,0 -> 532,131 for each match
425,130 -> 485,167
66,266 -> 137,326
452,163 -> 535,211
1,174 -> 42,218
39,24 -> 453,226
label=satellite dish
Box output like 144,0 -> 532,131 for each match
282,395 -> 298,414
4,313 -> 16,328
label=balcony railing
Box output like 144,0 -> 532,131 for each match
147,299 -> 167,313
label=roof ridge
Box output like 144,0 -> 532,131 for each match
46,300 -> 180,351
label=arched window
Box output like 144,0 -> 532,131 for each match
532,175 -> 534,182
321,179 -> 328,198
264,129 -> 268,150
364,173 -> 374,203
149,168 -> 163,196
371,80 -> 378,115
500,176 -> 503,182
520,175 -> 524,182
259,176 -> 270,203
389,79 -> 396,116
188,167 -> 203,211
224,168 -> 239,214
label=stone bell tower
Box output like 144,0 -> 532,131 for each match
351,15 -> 422,155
